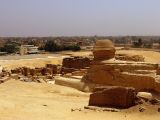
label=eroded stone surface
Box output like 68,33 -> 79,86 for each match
89,86 -> 136,108
93,40 -> 116,61
83,39 -> 160,93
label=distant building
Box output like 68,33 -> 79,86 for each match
0,52 -> 8,56
20,45 -> 39,55
152,43 -> 160,49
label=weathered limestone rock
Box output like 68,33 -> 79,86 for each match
93,40 -> 116,61
10,64 -> 58,78
10,74 -> 19,79
61,56 -> 91,74
61,67 -> 78,74
29,69 -> 35,76
157,65 -> 160,75
89,86 -> 136,108
137,92 -> 153,101
115,54 -> 145,62
0,66 -> 2,73
83,39 -> 160,93
46,64 -> 58,74
62,56 -> 91,69
155,80 -> 160,93
11,68 -> 22,74
83,63 -> 156,91
22,67 -> 30,76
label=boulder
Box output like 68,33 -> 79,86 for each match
137,92 -> 153,101
89,86 -> 136,108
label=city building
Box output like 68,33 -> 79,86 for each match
20,45 -> 39,55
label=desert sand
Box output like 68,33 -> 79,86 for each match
0,49 -> 160,120
117,49 -> 160,63
0,80 -> 159,120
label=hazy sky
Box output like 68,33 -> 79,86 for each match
0,0 -> 160,37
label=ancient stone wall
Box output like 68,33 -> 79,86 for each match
89,86 -> 136,108
61,56 -> 91,74
11,64 -> 58,76
115,54 -> 145,62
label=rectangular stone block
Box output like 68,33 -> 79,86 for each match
89,86 -> 136,108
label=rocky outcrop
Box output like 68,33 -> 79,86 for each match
89,86 -> 136,108
93,40 -> 115,61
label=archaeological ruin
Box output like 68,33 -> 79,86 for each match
82,39 -> 160,93
0,39 -> 160,109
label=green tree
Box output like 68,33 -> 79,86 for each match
133,38 -> 143,48
0,43 -> 19,53
44,41 -> 61,52
63,44 -> 81,51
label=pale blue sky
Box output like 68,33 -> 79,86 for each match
0,0 -> 160,37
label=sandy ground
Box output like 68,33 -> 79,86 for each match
0,51 -> 92,70
0,49 -> 160,119
0,80 -> 159,120
116,49 -> 160,63
0,54 -> 66,70
1,49 -> 160,70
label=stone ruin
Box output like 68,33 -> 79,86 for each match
11,64 -> 58,76
61,56 -> 92,76
89,86 -> 136,108
0,56 -> 92,84
82,39 -> 160,108
115,54 -> 145,62
83,39 -> 160,93
0,40 -> 160,109
7,64 -> 60,83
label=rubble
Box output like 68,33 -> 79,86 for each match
137,92 -> 153,101
11,64 -> 59,77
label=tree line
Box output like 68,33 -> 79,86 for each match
0,40 -> 81,54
